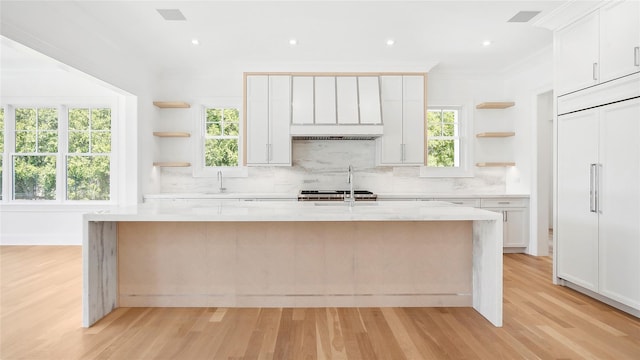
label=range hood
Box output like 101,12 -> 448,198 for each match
290,124 -> 384,140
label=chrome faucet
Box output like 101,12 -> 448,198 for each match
217,170 -> 226,193
346,164 -> 355,206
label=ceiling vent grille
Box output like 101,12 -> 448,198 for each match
157,9 -> 187,21
507,11 -> 541,23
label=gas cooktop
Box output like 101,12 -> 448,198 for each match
297,190 -> 377,201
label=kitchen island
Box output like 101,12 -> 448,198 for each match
83,200 -> 503,327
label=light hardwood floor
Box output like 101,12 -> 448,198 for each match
1,246 -> 639,359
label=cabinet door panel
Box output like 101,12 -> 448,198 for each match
291,76 -> 314,125
504,209 -> 527,247
358,76 -> 382,124
600,0 -> 640,83
246,76 -> 269,164
402,76 -> 425,164
268,76 -> 291,165
598,98 -> 640,309
555,11 -> 600,95
379,76 -> 403,164
557,109 -> 599,291
336,77 -> 359,124
315,77 -> 337,124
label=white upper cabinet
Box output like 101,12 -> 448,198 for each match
314,77 -> 337,124
555,11 -> 599,96
358,76 -> 382,124
377,75 -> 425,165
555,1 -> 640,96
336,77 -> 359,124
246,75 -> 291,166
291,76 -> 314,125
600,0 -> 640,83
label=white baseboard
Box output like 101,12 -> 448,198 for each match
0,233 -> 81,245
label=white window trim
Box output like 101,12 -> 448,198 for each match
420,105 -> 474,178
193,103 -> 248,178
1,98 -> 118,204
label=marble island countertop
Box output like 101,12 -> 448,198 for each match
142,192 -> 530,201
84,200 -> 502,222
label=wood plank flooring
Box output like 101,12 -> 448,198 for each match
1,246 -> 639,359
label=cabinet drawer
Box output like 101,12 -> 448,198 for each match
481,198 -> 527,208
438,198 -> 481,207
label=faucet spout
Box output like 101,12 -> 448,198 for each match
346,165 -> 355,206
217,170 -> 226,193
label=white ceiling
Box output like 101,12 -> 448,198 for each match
1,0 -> 567,75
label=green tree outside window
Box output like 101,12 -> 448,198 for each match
205,108 -> 239,167
427,108 -> 460,167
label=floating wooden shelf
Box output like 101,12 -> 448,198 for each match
153,162 -> 191,167
476,162 -> 516,167
153,101 -> 191,109
476,132 -> 516,138
153,132 -> 191,138
476,102 -> 515,109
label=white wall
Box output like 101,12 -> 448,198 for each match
150,68 -> 513,195
503,46 -> 554,255
0,49 -> 133,245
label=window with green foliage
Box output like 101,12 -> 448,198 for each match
4,104 -> 113,202
427,107 -> 461,167
67,108 -> 111,200
13,107 -> 58,200
204,107 -> 239,167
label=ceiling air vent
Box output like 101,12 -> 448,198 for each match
507,11 -> 541,23
157,9 -> 187,21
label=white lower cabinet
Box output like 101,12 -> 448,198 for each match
557,96 -> 640,311
484,208 -> 528,248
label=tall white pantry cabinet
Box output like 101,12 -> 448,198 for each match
555,0 -> 640,317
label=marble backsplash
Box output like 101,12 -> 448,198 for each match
159,140 -> 507,194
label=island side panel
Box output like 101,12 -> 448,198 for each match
83,221 -> 117,327
117,221 -> 473,308
472,219 -> 503,327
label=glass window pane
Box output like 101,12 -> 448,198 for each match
207,122 -> 222,136
427,111 -> 442,137
38,131 -> 58,153
69,131 -> 90,153
443,110 -> 456,124
225,121 -> 239,136
223,108 -> 239,121
207,109 -> 222,122
15,108 -> 36,130
38,108 -> 58,130
15,131 -> 36,153
0,158 -> 2,201
13,155 -> 57,200
92,108 -> 111,130
442,123 -> 455,137
205,139 -> 238,167
69,108 -> 90,130
427,140 -> 455,167
92,132 -> 111,153
67,155 -> 110,200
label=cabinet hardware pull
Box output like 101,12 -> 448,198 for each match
589,163 -> 597,213
498,201 -> 510,205
502,211 -> 507,222
635,47 -> 640,67
592,62 -> 598,81
596,163 -> 602,213
505,211 -> 508,222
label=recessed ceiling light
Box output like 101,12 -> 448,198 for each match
386,39 -> 395,46
289,39 -> 298,46
482,40 -> 492,47
191,39 -> 199,45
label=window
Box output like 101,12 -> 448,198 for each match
67,108 -> 111,200
204,107 -> 239,167
427,107 -> 461,167
13,107 -> 58,200
2,103 -> 114,202
422,106 -> 471,177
